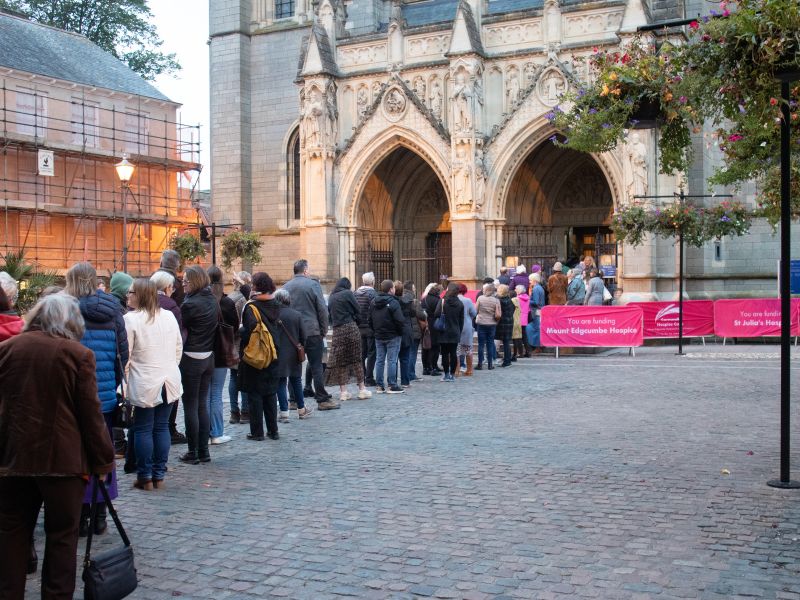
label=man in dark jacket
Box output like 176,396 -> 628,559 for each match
368,280 -> 405,394
354,272 -> 377,386
282,259 -> 338,410
154,249 -> 187,443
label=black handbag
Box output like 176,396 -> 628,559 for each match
82,477 -> 138,600
214,306 -> 239,368
112,354 -> 132,429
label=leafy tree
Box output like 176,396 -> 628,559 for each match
0,0 -> 180,80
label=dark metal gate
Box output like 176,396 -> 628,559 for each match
499,226 -> 558,276
354,231 -> 452,286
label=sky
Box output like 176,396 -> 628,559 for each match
150,0 -> 211,190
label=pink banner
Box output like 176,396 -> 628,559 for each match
714,299 -> 800,338
630,300 -> 715,339
541,305 -> 644,347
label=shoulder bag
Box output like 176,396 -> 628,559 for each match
494,299 -> 502,322
112,354 -> 132,429
433,300 -> 447,332
82,477 -> 138,600
277,319 -> 306,363
214,304 -> 239,368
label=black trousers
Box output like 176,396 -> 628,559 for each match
440,343 -> 458,376
179,354 -> 214,458
303,335 -> 328,400
248,387 -> 278,437
422,344 -> 440,371
361,334 -> 376,382
0,476 -> 86,600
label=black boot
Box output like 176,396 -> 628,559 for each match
93,503 -> 108,535
79,504 -> 91,538
27,538 -> 37,574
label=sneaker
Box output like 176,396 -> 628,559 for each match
289,401 -> 298,410
441,375 -> 448,382
375,386 -> 386,394
298,407 -> 313,419
447,374 -> 456,382
339,391 -> 352,401
317,400 -> 341,411
170,430 -> 187,444
430,368 -> 442,376
229,411 -> 240,424
387,385 -> 405,394
278,411 -> 290,423
210,435 -> 232,445
357,389 -> 372,400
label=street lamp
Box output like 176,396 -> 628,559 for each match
115,156 -> 134,272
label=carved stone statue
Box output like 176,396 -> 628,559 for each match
357,87 -> 369,119
454,163 -> 472,210
384,88 -> 406,115
474,148 -> 487,211
450,71 -> 472,132
429,80 -> 443,120
325,82 -> 338,143
538,69 -> 566,106
506,70 -> 520,110
413,77 -> 426,100
625,132 -> 648,200
372,81 -> 382,99
303,87 -> 325,147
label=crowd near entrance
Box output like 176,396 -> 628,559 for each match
354,146 -> 452,285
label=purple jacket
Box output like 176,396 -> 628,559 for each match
158,292 -> 186,343
511,273 -> 530,293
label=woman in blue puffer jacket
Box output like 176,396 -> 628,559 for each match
65,262 -> 129,537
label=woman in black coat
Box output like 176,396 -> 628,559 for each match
494,284 -> 515,367
239,272 -> 281,441
273,289 -> 312,421
434,283 -> 465,381
422,284 -> 443,375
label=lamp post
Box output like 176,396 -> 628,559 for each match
115,156 -> 135,272
767,71 -> 800,489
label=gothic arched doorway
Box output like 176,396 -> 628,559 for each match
502,142 -> 617,287
354,146 -> 451,286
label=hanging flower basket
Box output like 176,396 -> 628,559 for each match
629,97 -> 663,128
220,231 -> 263,270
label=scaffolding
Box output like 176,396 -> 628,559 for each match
1,80 -> 202,276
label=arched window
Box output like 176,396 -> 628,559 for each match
287,128 -> 300,222
275,0 -> 295,19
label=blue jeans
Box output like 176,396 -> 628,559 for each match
375,337 -> 401,388
407,338 -> 420,380
228,368 -> 249,414
133,401 -> 172,481
398,344 -> 411,385
526,315 -> 541,348
277,376 -> 305,412
207,367 -> 227,438
477,324 -> 497,366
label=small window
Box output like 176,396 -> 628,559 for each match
287,128 -> 301,221
16,89 -> 47,136
275,0 -> 295,19
714,239 -> 722,261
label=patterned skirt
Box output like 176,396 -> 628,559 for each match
325,321 -> 364,386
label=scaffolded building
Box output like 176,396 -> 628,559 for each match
0,11 -> 201,277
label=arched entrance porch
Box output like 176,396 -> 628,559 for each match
500,141 -> 617,288
353,146 -> 451,286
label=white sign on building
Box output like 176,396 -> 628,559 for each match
37,149 -> 54,176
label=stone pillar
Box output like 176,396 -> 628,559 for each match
451,217 -> 485,287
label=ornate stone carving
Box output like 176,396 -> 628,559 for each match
485,21 -> 542,49
372,81 -> 383,98
383,87 -> 407,120
356,85 -> 369,119
413,76 -> 426,101
450,70 -> 473,132
301,82 -> 337,150
338,43 -> 387,68
429,79 -> 443,120
506,68 -> 521,111
537,68 -> 566,107
524,63 -> 537,87
406,34 -> 450,58
624,132 -> 648,201
474,148 -> 487,211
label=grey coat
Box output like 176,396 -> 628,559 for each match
275,305 -> 306,378
458,295 -> 477,346
584,277 -> 605,306
282,274 -> 328,337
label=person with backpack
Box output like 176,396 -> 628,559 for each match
239,272 -> 282,441
369,279 -> 406,394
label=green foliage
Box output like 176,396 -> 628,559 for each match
612,200 -> 753,248
0,0 -> 180,80
0,250 -> 59,313
220,231 -> 263,270
169,232 -> 206,267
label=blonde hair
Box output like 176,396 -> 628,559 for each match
496,284 -> 510,298
65,262 -> 97,298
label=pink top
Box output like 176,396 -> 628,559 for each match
516,293 -> 530,326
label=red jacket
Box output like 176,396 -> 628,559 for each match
0,312 -> 24,342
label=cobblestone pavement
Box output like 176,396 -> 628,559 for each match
25,344 -> 800,599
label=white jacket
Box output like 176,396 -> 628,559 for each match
123,308 -> 183,407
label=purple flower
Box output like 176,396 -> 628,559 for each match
545,112 -> 556,121
602,123 -> 611,129
549,135 -> 558,144
679,96 -> 688,104
577,88 -> 586,98
624,98 -> 634,105
720,215 -> 731,222
738,104 -> 746,114
588,108 -> 598,114
630,119 -> 640,125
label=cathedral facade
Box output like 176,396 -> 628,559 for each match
210,0 -> 792,298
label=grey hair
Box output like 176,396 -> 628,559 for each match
65,262 -> 97,298
150,270 -> 175,291
515,285 -> 525,294
24,293 -> 85,340
160,249 -> 181,272
362,271 -> 375,286
274,288 -> 291,306
0,272 -> 18,305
